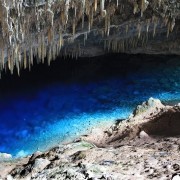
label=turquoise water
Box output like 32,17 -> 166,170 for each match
0,54 -> 180,157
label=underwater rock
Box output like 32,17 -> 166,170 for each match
0,153 -> 12,161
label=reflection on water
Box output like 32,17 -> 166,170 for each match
0,54 -> 180,157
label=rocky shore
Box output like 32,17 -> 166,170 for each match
1,98 -> 180,180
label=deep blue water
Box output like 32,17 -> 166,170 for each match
0,54 -> 180,157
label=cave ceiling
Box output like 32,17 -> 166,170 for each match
0,0 -> 180,75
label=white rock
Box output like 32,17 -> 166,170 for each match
32,158 -> 50,173
167,164 -> 171,170
139,131 -> 149,139
0,153 -> 12,160
172,174 -> 180,180
6,175 -> 13,180
149,169 -> 154,174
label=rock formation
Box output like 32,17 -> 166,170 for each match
0,0 -> 179,76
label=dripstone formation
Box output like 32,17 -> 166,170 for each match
0,0 -> 180,75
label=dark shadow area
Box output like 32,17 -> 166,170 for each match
0,53 -> 178,93
142,108 -> 180,136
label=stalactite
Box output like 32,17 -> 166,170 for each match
107,39 -> 111,52
141,33 -> 146,47
140,0 -> 145,17
15,55 -> 20,76
82,0 -> 85,29
90,8 -> 94,27
1,49 -> 4,69
158,0 -> 162,7
153,18 -> 158,37
164,17 -> 169,27
88,16 -> 91,32
38,34 -> 42,61
24,49 -> 27,69
133,2 -> 139,14
167,21 -> 170,38
11,50 -> 15,74
100,0 -> 105,14
122,40 -> 125,52
107,15 -> 110,36
146,19 -> 150,33
64,47 -> 67,59
18,49 -> 21,65
48,46 -> 52,66
47,8 -> 54,27
41,34 -> 45,63
84,33 -> 88,46
137,23 -> 142,39
170,18 -> 175,32
114,40 -> 117,52
64,0 -> 70,25
75,50 -> 78,60
30,46 -> 33,66
105,15 -> 108,35
125,24 -> 129,34
94,0 -> 97,12
28,52 -> 31,71
72,19 -> 76,36
52,44 -> 57,61
7,49 -> 11,71
59,31 -> 63,51
8,59 -> 13,73
48,27 -> 53,44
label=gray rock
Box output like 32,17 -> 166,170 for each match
32,158 -> 50,173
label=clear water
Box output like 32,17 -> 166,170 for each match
0,54 -> 180,157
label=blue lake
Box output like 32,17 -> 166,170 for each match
0,54 -> 180,157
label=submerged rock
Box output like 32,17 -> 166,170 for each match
0,153 -> 12,161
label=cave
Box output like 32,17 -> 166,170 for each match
0,1 -> 180,179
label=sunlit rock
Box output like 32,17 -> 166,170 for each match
32,158 -> 50,174
133,97 -> 164,117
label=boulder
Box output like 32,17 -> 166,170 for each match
32,158 -> 50,174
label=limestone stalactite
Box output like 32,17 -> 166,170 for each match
0,0 -> 179,76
